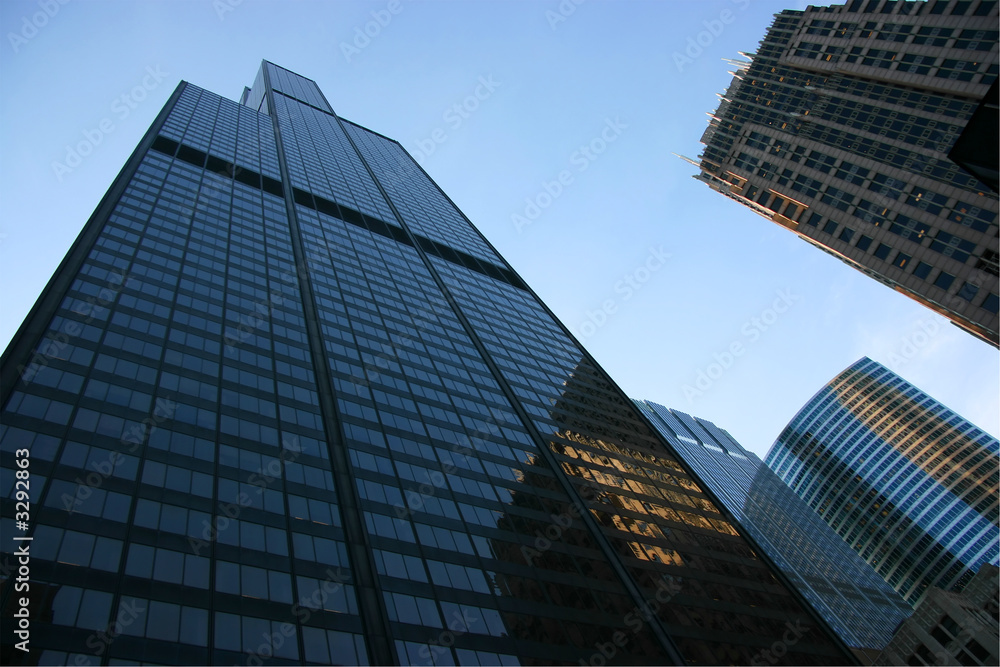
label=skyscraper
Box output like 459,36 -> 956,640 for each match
635,400 -> 913,657
0,62 -> 854,665
875,563 -> 998,666
691,0 -> 1000,346
766,357 -> 999,607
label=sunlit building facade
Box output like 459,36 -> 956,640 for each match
766,357 -> 999,607
636,400 -> 913,656
692,0 -> 1000,346
0,62 -> 854,665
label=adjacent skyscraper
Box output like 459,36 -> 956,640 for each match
0,62 -> 855,665
766,357 -> 999,607
635,400 -> 913,657
691,0 -> 1000,346
875,563 -> 998,666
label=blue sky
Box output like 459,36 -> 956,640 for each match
1,0 -> 997,458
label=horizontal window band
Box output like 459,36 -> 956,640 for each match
150,135 -> 283,197
149,136 -> 526,291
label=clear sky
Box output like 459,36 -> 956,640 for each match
1,0 -> 997,458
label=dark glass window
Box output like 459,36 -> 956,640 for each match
153,548 -> 184,584
889,215 -> 930,242
180,607 -> 209,647
835,161 -> 869,185
126,544 -> 154,578
824,220 -> 839,235
874,243 -> 892,260
147,601 -> 181,642
899,54 -> 937,75
982,293 -> 1000,313
974,1 -> 997,15
856,235 -> 873,252
216,561 -> 239,594
214,612 -> 240,651
892,253 -> 911,269
241,565 -> 269,599
913,262 -> 932,280
957,282 -> 979,301
934,271 -> 955,291
51,587 -> 83,626
913,26 -> 953,45
839,228 -> 855,243
821,186 -> 855,212
855,199 -> 890,227
58,532 -> 95,566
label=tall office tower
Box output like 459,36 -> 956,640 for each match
691,0 -> 1000,346
635,400 -> 913,659
766,357 -> 999,608
0,62 -> 855,665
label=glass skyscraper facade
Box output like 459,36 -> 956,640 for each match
635,400 -> 912,654
692,0 -> 999,346
766,357 -> 999,607
0,62 -> 854,665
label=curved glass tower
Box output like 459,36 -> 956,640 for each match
636,401 -> 912,653
766,357 -> 999,605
